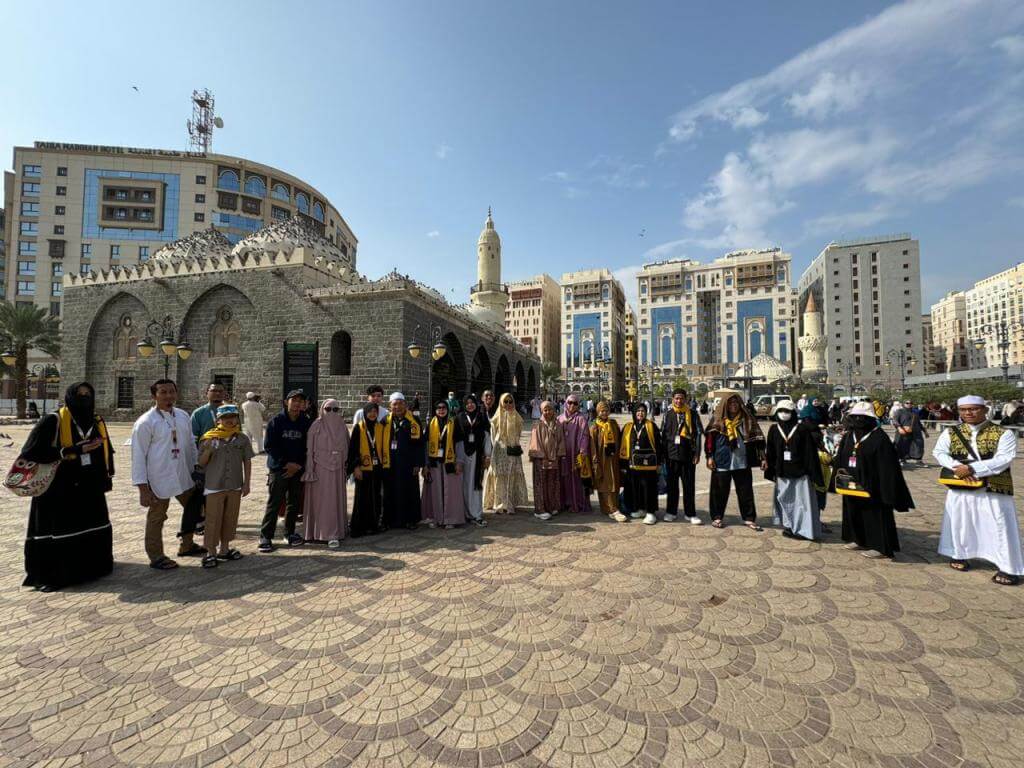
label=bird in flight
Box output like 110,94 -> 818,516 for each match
638,228 -> 646,238
132,86 -> 140,92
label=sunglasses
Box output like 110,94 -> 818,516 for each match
324,406 -> 342,412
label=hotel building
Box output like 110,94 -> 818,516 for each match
560,269 -> 626,399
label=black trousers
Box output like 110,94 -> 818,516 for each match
665,453 -> 697,517
178,474 -> 205,539
629,470 -> 659,514
260,470 -> 302,540
709,467 -> 756,522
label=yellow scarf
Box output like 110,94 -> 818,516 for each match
724,415 -> 742,443
427,416 -> 456,466
619,419 -> 658,470
201,423 -> 241,442
58,407 -> 112,467
672,404 -> 693,439
594,418 -> 616,447
383,413 -> 422,450
576,453 -> 592,479
358,420 -> 389,470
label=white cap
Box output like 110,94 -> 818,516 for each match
849,401 -> 876,416
776,399 -> 796,411
957,395 -> 987,407
389,392 -> 406,403
245,391 -> 256,399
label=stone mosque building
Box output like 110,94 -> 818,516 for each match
61,212 -> 540,416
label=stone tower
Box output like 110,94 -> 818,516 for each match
469,208 -> 508,328
798,291 -> 827,380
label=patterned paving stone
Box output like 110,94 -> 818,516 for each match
0,422 -> 1022,766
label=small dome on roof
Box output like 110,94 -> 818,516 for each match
152,228 -> 233,263
231,217 -> 350,263
733,353 -> 793,383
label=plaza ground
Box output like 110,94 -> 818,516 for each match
0,420 -> 1021,767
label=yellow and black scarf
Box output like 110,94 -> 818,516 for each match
427,416 -> 457,469
358,420 -> 389,470
671,404 -> 694,440
58,406 -> 112,467
619,419 -> 658,471
383,413 -> 422,451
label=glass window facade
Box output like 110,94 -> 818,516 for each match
244,176 -> 266,197
18,261 -> 36,274
271,206 -> 290,222
17,282 -> 35,295
295,192 -> 309,214
21,202 -> 40,216
217,170 -> 240,191
80,264 -> 92,275
271,183 -> 289,202
20,222 -> 38,235
81,243 -> 92,257
52,263 -> 64,276
22,164 -> 41,177
83,169 -> 180,241
22,182 -> 40,196
312,201 -> 325,222
139,246 -> 149,261
18,242 -> 37,256
215,213 -> 262,232
110,244 -> 120,258
52,282 -> 62,296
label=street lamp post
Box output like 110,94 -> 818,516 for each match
136,316 -> 193,379
886,348 -> 916,393
971,320 -> 1024,383
407,322 -> 447,408
839,362 -> 860,395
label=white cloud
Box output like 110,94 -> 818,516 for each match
435,143 -> 451,159
668,0 -> 1024,141
642,239 -> 690,261
993,34 -> 1024,60
426,230 -> 440,238
747,128 -> 899,189
1009,197 -> 1024,208
800,207 -> 897,240
544,170 -> 570,181
612,264 -> 644,311
588,155 -> 649,189
786,71 -> 868,120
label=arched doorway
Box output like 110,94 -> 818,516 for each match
431,332 -> 466,405
526,366 -> 537,401
495,355 -> 512,400
470,346 -> 492,397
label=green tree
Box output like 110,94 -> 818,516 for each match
0,302 -> 62,419
540,362 -> 561,397
671,376 -> 691,393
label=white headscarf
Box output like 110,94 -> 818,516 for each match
491,392 -> 523,445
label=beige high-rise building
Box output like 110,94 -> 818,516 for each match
4,141 -> 357,329
921,315 -> 935,375
930,291 -> 968,373
561,269 -> 626,399
797,234 -> 922,388
504,273 -> 560,367
965,264 -> 1024,370
624,305 -> 638,395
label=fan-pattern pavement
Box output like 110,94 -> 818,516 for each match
0,421 -> 1022,767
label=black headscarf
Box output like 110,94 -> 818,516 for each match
458,395 -> 489,489
65,381 -> 96,426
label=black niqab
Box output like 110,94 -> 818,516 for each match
65,381 -> 96,426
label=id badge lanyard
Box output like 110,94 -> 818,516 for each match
780,424 -> 799,462
848,428 -> 875,468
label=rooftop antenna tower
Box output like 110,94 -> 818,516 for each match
186,88 -> 224,153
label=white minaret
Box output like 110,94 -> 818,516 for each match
469,208 -> 508,327
798,291 -> 827,380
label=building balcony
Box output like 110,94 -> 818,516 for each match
470,281 -> 508,294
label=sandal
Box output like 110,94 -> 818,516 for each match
744,522 -> 764,532
949,559 -> 970,572
149,556 -> 179,570
177,543 -> 208,558
711,519 -> 725,529
216,549 -> 244,562
993,572 -> 1020,586
201,555 -> 218,569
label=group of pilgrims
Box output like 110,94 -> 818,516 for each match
14,381 -> 1024,591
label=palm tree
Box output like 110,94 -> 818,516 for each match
0,302 -> 61,419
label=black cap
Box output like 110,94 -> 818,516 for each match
286,388 -> 307,400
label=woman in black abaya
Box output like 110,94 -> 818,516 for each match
18,382 -> 115,591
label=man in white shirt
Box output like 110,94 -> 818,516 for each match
353,384 -> 388,426
132,379 -> 201,570
240,391 -> 267,454
933,395 -> 1023,586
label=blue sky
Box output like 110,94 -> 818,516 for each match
2,0 -> 1022,311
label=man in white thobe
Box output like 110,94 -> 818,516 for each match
241,391 -> 266,454
933,395 -> 1023,586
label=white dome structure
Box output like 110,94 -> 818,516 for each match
732,353 -> 793,383
231,217 -> 352,266
151,227 -> 233,263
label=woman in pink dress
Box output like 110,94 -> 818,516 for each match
301,399 -> 349,548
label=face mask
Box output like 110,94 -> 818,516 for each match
777,411 -> 793,421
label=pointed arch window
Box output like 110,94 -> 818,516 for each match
330,331 -> 352,375
217,170 -> 240,191
210,306 -> 241,357
112,314 -> 138,360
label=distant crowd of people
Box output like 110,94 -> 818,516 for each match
10,380 -> 1023,592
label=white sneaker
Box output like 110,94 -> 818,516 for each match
427,521 -> 436,529
643,513 -> 657,525
689,516 -> 704,526
534,512 -> 551,521
630,512 -> 645,520
611,512 -> 629,522
327,539 -> 341,549
663,514 -> 677,522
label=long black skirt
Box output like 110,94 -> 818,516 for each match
841,496 -> 900,557
24,492 -> 113,589
383,469 -> 422,529
350,471 -> 384,536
